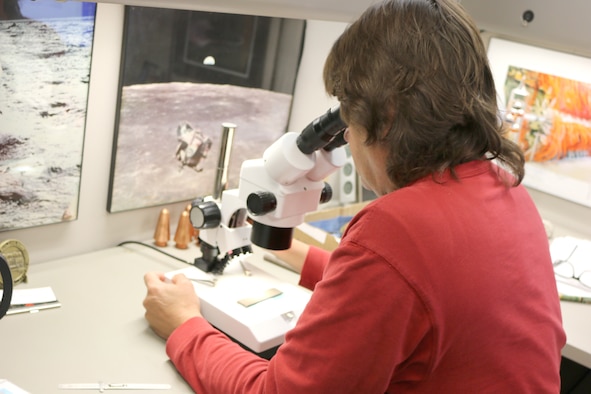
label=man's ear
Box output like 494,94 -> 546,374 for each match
380,102 -> 397,140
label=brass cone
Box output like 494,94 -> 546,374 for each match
174,211 -> 192,249
154,208 -> 170,247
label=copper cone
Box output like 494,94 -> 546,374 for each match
154,208 -> 170,247
174,211 -> 192,249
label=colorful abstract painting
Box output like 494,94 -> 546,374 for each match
488,38 -> 591,208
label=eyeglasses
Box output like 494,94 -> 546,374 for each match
553,245 -> 591,289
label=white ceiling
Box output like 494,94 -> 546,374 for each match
83,0 -> 591,57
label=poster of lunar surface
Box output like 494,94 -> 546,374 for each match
0,0 -> 96,231
108,8 -> 304,213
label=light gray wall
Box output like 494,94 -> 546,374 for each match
3,1 -> 590,266
1,5 -> 348,265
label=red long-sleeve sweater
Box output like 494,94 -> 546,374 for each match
166,160 -> 565,393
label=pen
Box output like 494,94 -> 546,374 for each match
559,293 -> 591,304
58,383 -> 171,391
7,301 -> 62,315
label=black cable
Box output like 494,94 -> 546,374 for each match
0,254 -> 13,319
117,240 -> 194,266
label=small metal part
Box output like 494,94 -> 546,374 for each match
188,277 -> 217,287
281,311 -> 296,322
237,288 -> 283,308
239,259 -> 252,277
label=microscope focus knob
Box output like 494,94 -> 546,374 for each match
320,182 -> 333,204
247,191 -> 277,216
190,200 -> 221,229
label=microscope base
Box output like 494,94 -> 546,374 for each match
165,258 -> 311,353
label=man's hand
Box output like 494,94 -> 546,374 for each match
143,272 -> 202,339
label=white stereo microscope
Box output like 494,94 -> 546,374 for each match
167,106 -> 347,354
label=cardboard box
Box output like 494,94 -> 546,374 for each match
293,202 -> 368,251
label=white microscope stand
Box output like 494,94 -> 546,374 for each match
166,252 -> 311,354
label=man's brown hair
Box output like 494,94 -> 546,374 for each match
324,0 -> 525,188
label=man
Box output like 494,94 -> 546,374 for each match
143,0 -> 565,392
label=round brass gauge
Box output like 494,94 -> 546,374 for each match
0,239 -> 29,287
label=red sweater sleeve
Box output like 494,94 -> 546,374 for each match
298,245 -> 330,290
166,317 -> 271,393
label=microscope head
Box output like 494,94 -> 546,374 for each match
238,105 -> 348,250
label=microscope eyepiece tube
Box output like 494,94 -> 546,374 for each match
323,129 -> 347,151
213,123 -> 236,200
296,105 -> 346,155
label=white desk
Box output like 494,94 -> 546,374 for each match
0,243 -> 202,393
559,301 -> 591,368
1,242 -> 590,393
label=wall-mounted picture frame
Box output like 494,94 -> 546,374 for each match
0,0 -> 96,232
487,37 -> 591,208
107,6 -> 306,213
181,12 -> 258,79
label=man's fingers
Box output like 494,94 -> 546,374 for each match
171,273 -> 190,285
144,272 -> 166,286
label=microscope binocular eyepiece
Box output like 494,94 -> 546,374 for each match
296,105 -> 347,155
